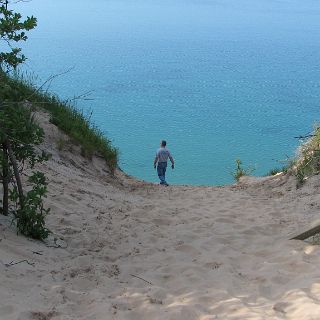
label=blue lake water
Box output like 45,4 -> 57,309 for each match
15,0 -> 320,185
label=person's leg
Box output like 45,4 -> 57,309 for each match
162,163 -> 168,185
157,163 -> 166,184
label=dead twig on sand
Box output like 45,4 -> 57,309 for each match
32,250 -> 43,255
3,259 -> 35,267
130,274 -> 153,285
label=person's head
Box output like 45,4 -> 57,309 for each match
160,140 -> 167,147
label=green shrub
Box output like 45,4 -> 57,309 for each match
12,172 -> 50,239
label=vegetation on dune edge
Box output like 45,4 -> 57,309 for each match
230,120 -> 320,187
0,72 -> 119,171
232,126 -> 320,188
293,126 -> 320,187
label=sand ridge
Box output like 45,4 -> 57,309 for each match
1,112 -> 320,319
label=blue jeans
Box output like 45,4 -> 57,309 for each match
157,162 -> 167,184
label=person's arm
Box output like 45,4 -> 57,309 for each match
168,152 -> 174,169
154,154 -> 158,169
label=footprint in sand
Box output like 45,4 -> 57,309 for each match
271,275 -> 291,285
175,244 -> 201,257
241,228 -> 258,236
152,218 -> 171,226
273,302 -> 290,314
215,217 -> 234,224
204,262 -> 222,270
142,204 -> 156,211
0,305 -> 14,317
17,311 -> 58,320
148,297 -> 163,305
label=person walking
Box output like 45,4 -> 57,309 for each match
154,140 -> 174,186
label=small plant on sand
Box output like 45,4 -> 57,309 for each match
231,159 -> 254,182
56,138 -> 67,151
11,171 -> 50,239
267,168 -> 282,176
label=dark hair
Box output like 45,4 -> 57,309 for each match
161,140 -> 167,147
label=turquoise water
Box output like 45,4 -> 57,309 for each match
16,0 -> 320,185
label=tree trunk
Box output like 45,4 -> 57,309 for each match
2,143 -> 9,216
6,140 -> 24,209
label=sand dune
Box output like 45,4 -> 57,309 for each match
1,112 -> 320,320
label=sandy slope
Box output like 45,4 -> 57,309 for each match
1,112 -> 320,320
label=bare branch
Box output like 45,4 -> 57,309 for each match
2,0 -> 32,5
27,67 -> 75,99
12,0 -> 33,4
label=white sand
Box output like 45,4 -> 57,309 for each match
1,112 -> 320,320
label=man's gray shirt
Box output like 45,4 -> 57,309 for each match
156,147 -> 172,163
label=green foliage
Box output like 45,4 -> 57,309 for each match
294,126 -> 320,187
231,159 -> 254,182
0,0 -> 37,71
0,88 -> 50,239
11,172 -> 50,239
0,102 -> 46,165
0,81 -> 44,160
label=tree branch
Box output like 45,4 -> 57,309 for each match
2,142 -> 9,215
290,224 -> 320,240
